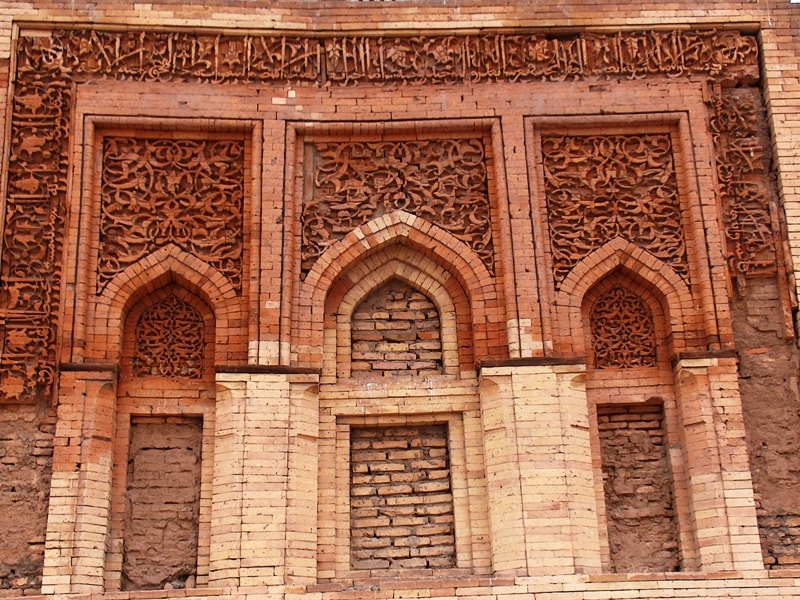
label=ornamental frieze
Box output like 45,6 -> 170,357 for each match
0,26 -> 774,403
100,137 -> 245,294
302,139 -> 493,275
542,133 -> 689,286
709,87 -> 777,285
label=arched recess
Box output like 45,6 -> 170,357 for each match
552,238 -> 703,358
88,244 -> 246,365
106,281 -> 217,591
324,257 -> 461,380
297,211 -> 504,370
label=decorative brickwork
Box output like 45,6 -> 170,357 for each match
0,27 -> 765,405
100,137 -> 245,294
350,424 -> 455,570
132,294 -> 205,379
123,417 -> 202,590
597,402 -> 680,573
303,139 -> 493,275
350,280 -> 443,378
709,87 -> 778,284
542,133 -> 688,286
590,286 -> 657,369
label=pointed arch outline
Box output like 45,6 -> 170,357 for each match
553,238 -> 703,356
297,210 -> 503,369
325,258 -> 460,380
88,244 -> 245,363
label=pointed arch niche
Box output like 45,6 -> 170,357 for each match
580,268 -> 691,572
311,221 -> 494,579
578,259 -> 762,573
105,282 -> 216,591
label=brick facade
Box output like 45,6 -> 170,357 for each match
1,2 -> 800,600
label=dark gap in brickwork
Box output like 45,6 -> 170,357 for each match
122,416 -> 202,590
0,403 -> 55,593
351,279 -> 443,377
350,424 -> 455,570
598,402 -> 681,573
732,277 -> 800,569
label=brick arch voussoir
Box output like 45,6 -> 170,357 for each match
554,239 -> 696,356
90,245 -> 243,363
301,211 -> 499,364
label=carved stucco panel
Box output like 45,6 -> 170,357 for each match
99,137 -> 245,294
542,133 -> 689,287
302,139 -> 494,276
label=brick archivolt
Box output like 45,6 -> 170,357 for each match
553,238 -> 699,358
86,244 -> 245,365
302,211 -> 500,373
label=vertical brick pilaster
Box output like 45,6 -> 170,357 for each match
673,357 -> 763,571
511,364 -> 601,575
209,375 -> 246,587
42,368 -> 117,595
478,369 -> 526,575
285,375 -> 320,583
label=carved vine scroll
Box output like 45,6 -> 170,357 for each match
590,286 -> 657,369
133,294 -> 205,379
0,26 -> 770,403
302,139 -> 493,275
709,87 -> 777,284
542,133 -> 689,286
100,137 -> 245,293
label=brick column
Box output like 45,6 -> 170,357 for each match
41,366 -> 117,594
212,370 -> 319,587
480,362 -> 600,576
673,355 -> 763,571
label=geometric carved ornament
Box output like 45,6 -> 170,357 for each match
542,134 -> 689,287
100,137 -> 245,294
590,286 -> 657,369
302,139 -> 493,275
133,294 -> 205,379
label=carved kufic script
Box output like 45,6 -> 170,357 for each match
133,294 -> 205,379
302,139 -> 494,275
99,137 -> 245,293
590,286 -> 657,369
542,133 -> 689,286
709,87 -> 777,280
324,30 -> 758,84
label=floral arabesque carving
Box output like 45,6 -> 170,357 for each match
542,134 -> 689,286
709,87 -> 777,284
302,139 -> 493,275
590,286 -> 657,369
100,137 -> 245,293
0,27 -> 767,403
133,294 -> 205,379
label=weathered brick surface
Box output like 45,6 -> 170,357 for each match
350,425 -> 455,570
123,417 -> 203,590
0,405 -> 54,595
597,402 -> 680,573
351,280 -> 443,377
